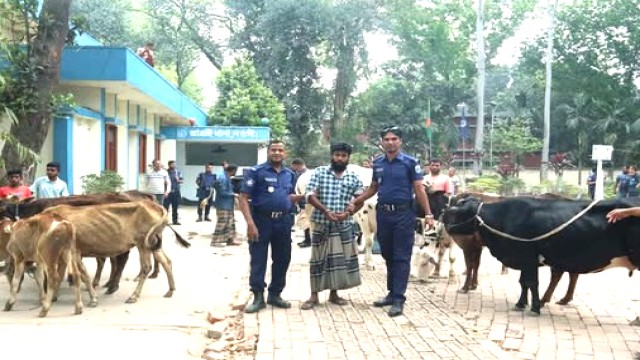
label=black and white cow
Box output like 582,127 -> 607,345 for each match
442,196 -> 640,315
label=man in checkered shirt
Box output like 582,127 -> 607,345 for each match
300,143 -> 365,310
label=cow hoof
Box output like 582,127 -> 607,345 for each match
458,288 -> 469,294
38,309 -> 49,318
125,297 -> 138,304
163,290 -> 174,298
149,273 -> 159,279
556,299 -> 570,305
75,307 -> 83,315
629,317 -> 640,326
88,300 -> 98,308
470,285 -> 478,290
105,286 -> 119,295
529,309 -> 541,316
513,304 -> 526,312
4,302 -> 13,311
52,296 -> 58,303
101,281 -> 112,289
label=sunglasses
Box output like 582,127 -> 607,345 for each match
380,126 -> 402,138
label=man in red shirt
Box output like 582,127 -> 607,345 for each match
0,169 -> 33,201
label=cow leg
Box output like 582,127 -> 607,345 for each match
93,257 -> 106,289
557,273 -> 579,305
459,247 -> 473,293
149,234 -> 162,279
126,249 -> 153,303
75,256 -> 98,307
541,269 -> 564,306
152,249 -> 175,297
524,265 -> 541,315
5,257 -> 25,311
364,234 -> 374,271
106,252 -> 130,294
514,270 -> 530,311
447,245 -> 457,282
470,248 -> 481,290
39,259 -> 64,318
501,265 -> 509,275
149,256 -> 160,279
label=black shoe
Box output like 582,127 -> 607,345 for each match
196,218 -> 203,222
204,217 -> 212,222
245,292 -> 266,313
373,296 -> 393,307
297,241 -> 311,248
267,294 -> 291,309
388,302 -> 404,317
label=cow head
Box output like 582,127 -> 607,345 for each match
442,196 -> 481,235
0,196 -> 34,221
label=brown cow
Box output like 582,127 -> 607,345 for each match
4,213 -> 97,317
0,191 -> 188,295
40,200 -> 183,303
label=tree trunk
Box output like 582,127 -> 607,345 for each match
331,39 -> 355,141
2,0 -> 72,174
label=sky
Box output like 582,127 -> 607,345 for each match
194,0 -> 559,111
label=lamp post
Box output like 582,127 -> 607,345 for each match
457,102 -> 468,176
489,101 -> 497,168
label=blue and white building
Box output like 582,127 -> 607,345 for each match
33,35 -> 270,198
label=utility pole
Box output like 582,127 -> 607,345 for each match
541,0 -> 559,182
475,0 -> 486,175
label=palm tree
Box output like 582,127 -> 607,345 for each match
557,92 -> 594,185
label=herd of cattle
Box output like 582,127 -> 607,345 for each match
0,191 -> 190,317
300,165 -> 640,317
3,164 -> 640,319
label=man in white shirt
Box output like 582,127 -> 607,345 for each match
146,159 -> 168,204
30,161 -> 70,199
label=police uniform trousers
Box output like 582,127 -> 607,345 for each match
376,206 -> 415,303
249,211 -> 293,296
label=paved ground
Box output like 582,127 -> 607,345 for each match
247,230 -> 640,360
4,206 -> 640,360
0,206 -> 250,360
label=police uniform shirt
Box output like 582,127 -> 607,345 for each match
372,152 -> 423,204
241,162 -> 296,212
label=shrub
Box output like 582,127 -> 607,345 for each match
81,171 -> 124,194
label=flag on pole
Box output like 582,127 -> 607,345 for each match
424,99 -> 432,140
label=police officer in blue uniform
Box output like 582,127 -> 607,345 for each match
239,140 -> 304,313
348,126 -> 434,317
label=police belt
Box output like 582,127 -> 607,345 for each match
252,207 -> 288,219
376,203 -> 413,212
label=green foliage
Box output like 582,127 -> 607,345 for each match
491,117 -> 542,164
466,175 -> 526,196
81,171 -> 125,194
209,59 -> 287,138
226,0 -> 330,158
530,180 -> 584,199
70,0 -> 139,47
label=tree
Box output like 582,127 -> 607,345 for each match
0,0 -> 72,173
70,0 -> 139,47
226,0 -> 330,158
209,59 -> 287,138
324,0 -> 378,137
491,117 -> 542,169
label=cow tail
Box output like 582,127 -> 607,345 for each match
66,221 -> 79,285
166,224 -> 191,248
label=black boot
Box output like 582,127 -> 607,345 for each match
388,302 -> 404,317
245,291 -> 266,313
267,293 -> 291,309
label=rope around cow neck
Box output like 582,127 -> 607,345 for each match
475,200 -> 601,242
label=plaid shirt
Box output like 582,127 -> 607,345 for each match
305,165 -> 364,225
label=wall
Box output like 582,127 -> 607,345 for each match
72,116 -> 102,194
